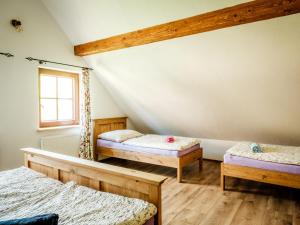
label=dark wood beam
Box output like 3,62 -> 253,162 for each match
74,0 -> 300,56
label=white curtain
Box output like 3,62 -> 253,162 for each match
79,68 -> 93,160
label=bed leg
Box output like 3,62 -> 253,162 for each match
220,163 -> 225,190
199,148 -> 203,172
24,153 -> 29,168
177,158 -> 183,183
198,158 -> 203,172
93,148 -> 98,161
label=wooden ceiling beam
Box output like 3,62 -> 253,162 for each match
74,0 -> 300,56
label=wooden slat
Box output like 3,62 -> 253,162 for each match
99,146 -> 178,168
52,168 -> 60,180
23,148 -> 165,185
74,0 -> 300,56
177,158 -> 183,183
149,185 -> 162,225
180,148 -> 202,167
25,152 -> 161,194
222,163 -> 300,189
220,163 -> 225,190
93,117 -> 127,160
24,153 -> 29,167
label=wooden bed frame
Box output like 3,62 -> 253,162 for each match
221,163 -> 300,190
93,117 -> 203,183
21,148 -> 167,225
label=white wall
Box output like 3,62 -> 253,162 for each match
0,0 -> 124,170
43,0 -> 300,160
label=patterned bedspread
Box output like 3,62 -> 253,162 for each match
227,142 -> 300,165
0,167 -> 156,225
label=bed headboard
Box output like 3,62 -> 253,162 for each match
21,147 -> 166,225
93,117 -> 127,149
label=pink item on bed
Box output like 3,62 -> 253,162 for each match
166,136 -> 175,143
97,139 -> 200,157
224,153 -> 300,175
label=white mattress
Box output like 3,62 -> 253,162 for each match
123,134 -> 200,151
226,142 -> 300,165
98,139 -> 201,157
0,167 -> 156,225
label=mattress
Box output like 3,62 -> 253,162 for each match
98,139 -> 200,157
123,134 -> 200,151
224,153 -> 300,175
226,142 -> 300,165
0,167 -> 156,225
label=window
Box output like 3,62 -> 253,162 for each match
39,68 -> 79,128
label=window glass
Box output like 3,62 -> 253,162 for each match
39,68 -> 79,128
58,99 -> 73,121
58,77 -> 73,99
40,99 -> 57,121
40,75 -> 56,98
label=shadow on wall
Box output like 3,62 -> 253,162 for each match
40,134 -> 80,157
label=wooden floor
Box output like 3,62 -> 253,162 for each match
102,158 -> 300,225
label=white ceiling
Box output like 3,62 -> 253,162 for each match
43,0 -> 300,145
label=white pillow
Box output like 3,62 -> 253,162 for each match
98,129 -> 143,142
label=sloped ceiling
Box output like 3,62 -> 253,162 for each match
43,0 -> 300,145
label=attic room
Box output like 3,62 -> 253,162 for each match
0,0 -> 299,224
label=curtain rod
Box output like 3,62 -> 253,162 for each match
25,57 -> 93,70
0,52 -> 14,57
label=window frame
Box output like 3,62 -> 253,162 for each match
38,68 -> 80,128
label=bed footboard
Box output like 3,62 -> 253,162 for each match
21,148 -> 166,225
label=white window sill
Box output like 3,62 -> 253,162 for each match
37,125 -> 81,131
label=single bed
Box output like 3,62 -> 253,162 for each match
221,143 -> 300,190
0,148 -> 166,225
93,117 -> 203,183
